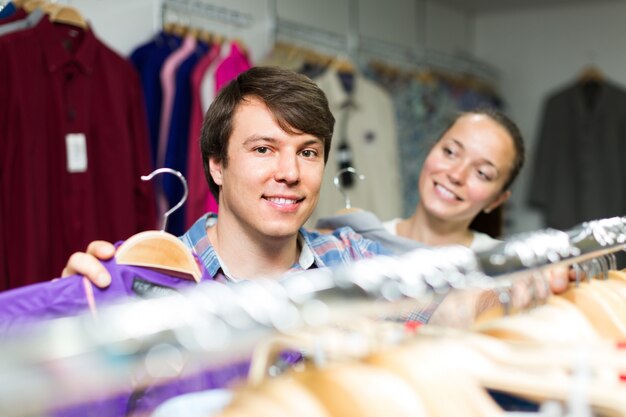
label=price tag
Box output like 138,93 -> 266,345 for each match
65,133 -> 87,173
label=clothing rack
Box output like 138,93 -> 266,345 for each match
274,17 -> 500,83
2,216 -> 626,416
161,0 -> 254,29
477,216 -> 626,280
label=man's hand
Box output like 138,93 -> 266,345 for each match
61,240 -> 116,288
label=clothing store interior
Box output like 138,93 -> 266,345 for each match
3,0 -> 626,416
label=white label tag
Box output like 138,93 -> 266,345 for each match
65,133 -> 88,173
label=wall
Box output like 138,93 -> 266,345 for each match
64,0 -> 272,60
67,0 -> 473,62
474,1 -> 626,233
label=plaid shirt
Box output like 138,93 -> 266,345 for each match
180,213 -> 390,280
180,213 -> 435,323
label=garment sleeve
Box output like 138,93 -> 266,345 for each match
332,226 -> 393,259
527,95 -> 557,212
0,40 -> 10,288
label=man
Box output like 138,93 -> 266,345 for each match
63,66 -> 390,287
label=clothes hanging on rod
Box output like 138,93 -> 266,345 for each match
528,73 -> 626,230
261,38 -> 504,220
129,2 -> 254,235
0,6 -> 157,291
3,216 -> 626,416
306,67 -> 402,227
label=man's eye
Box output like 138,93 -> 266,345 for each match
301,149 -> 318,158
255,147 -> 269,154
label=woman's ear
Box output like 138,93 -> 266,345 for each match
484,190 -> 511,214
209,156 -> 224,187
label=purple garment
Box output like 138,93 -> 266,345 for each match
0,257 -> 250,417
0,258 -> 205,332
54,361 -> 251,417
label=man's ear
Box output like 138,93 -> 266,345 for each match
484,190 -> 511,213
209,156 -> 223,186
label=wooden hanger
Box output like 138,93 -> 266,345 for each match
227,375 -> 330,417
367,337 -> 503,417
21,0 -> 46,13
329,54 -> 356,75
394,331 -> 626,416
11,0 -> 29,8
49,4 -> 88,30
560,278 -> 626,339
115,168 -> 202,282
579,65 -> 604,83
38,2 -> 58,14
473,295 -> 601,343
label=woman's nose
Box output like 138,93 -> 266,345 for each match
447,163 -> 468,185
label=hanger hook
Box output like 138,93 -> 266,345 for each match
141,168 -> 188,232
333,167 -> 365,209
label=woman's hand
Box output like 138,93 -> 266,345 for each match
61,240 -> 116,288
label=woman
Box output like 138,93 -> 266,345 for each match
317,108 -> 524,254
384,108 -> 524,251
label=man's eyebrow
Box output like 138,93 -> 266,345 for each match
301,138 -> 324,147
242,135 -> 276,146
242,135 -> 324,147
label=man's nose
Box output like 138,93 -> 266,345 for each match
274,152 -> 300,184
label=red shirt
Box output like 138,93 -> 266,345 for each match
0,19 -> 156,290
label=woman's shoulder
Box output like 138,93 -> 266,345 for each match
381,218 -> 402,236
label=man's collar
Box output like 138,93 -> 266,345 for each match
184,213 -> 316,281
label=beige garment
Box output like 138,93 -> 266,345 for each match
306,69 -> 401,228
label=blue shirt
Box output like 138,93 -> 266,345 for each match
129,32 -> 182,167
180,213 -> 391,282
0,2 -> 16,18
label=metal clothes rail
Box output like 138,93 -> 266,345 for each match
2,215 -> 626,416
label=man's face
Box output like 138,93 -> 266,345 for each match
209,97 -> 325,241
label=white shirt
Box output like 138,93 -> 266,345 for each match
382,218 -> 501,252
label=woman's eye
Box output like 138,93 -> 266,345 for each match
477,170 -> 493,181
442,147 -> 454,157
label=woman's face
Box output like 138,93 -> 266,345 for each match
418,114 -> 515,225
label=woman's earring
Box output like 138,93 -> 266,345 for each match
483,208 -> 492,214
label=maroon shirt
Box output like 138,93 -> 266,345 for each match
0,19 -> 157,290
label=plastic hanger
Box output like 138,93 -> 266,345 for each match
115,168 -> 202,282
333,167 -> 365,214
